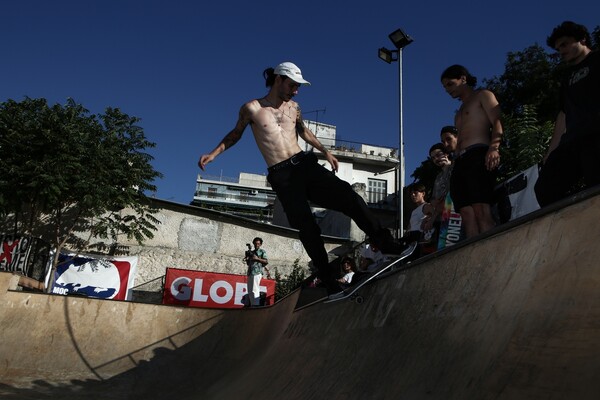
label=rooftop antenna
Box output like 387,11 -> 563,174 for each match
304,108 -> 326,136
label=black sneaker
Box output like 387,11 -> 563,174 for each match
379,239 -> 409,256
369,230 -> 405,254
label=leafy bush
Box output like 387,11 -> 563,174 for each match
273,258 -> 306,301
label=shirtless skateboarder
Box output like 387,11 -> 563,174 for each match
199,62 -> 405,294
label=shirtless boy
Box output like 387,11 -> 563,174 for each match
199,62 -> 405,294
441,65 -> 503,238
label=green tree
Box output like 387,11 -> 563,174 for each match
483,44 -> 562,123
409,158 -> 440,200
0,97 -> 162,287
591,26 -> 600,50
499,105 -> 553,180
274,258 -> 306,301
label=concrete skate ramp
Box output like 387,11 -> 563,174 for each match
2,190 -> 600,399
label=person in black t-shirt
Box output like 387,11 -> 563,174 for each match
535,21 -> 600,206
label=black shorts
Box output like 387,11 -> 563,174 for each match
450,145 -> 496,211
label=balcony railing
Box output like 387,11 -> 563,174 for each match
315,137 -> 398,159
199,174 -> 239,183
194,190 -> 276,206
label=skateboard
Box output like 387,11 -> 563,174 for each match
324,241 -> 418,304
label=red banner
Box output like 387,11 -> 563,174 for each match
162,268 -> 276,308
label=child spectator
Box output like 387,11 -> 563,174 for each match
337,257 -> 357,286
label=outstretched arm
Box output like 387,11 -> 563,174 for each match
199,105 -> 252,170
295,105 -> 339,172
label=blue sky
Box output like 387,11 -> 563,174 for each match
2,1 -> 599,204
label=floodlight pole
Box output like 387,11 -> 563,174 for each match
397,48 -> 404,239
379,28 -> 412,239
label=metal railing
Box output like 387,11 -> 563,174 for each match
316,137 -> 398,159
194,190 -> 276,205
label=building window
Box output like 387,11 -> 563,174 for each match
368,179 -> 387,203
207,187 -> 217,198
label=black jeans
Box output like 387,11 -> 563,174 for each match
267,152 -> 383,279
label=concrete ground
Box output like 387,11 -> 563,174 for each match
1,190 -> 600,399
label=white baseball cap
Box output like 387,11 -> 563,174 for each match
273,62 -> 311,85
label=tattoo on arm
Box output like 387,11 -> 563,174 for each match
222,134 -> 240,149
223,108 -> 249,149
295,105 -> 305,137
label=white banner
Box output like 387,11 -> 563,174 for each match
52,254 -> 138,301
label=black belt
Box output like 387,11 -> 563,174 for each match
268,151 -> 307,172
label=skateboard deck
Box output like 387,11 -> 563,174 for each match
324,241 -> 417,304
293,241 -> 417,311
